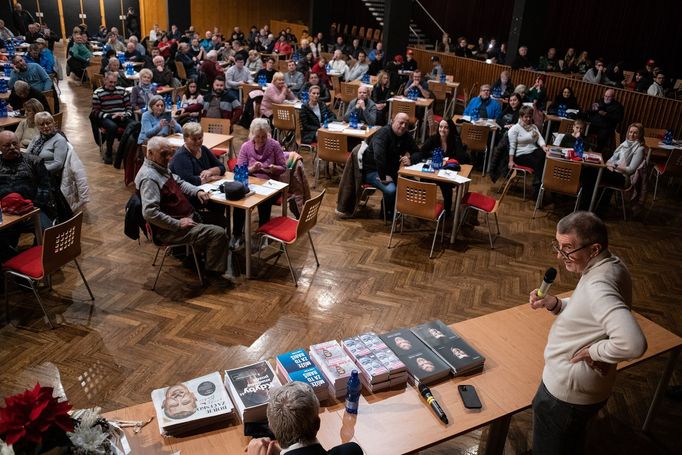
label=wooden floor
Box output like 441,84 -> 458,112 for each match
1,50 -> 681,454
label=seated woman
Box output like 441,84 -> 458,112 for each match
575,51 -> 591,75
508,105 -> 547,197
246,49 -> 263,73
301,72 -> 331,104
175,79 -> 204,125
491,70 -> 513,100
371,70 -> 394,126
169,122 -> 226,227
548,86 -> 580,115
15,98 -> 45,148
130,68 -> 156,111
559,119 -> 586,148
412,119 -> 470,214
260,71 -> 297,119
138,95 -> 182,144
513,84 -> 528,102
26,112 -> 68,178
310,56 -> 329,86
299,84 -> 337,144
496,93 -> 523,130
526,75 -> 547,111
99,49 -> 116,75
157,34 -> 174,59
489,93 -> 524,181
232,119 -> 287,250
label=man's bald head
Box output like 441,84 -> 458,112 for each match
0,131 -> 21,160
391,113 -> 410,136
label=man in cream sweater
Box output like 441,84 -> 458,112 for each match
529,211 -> 647,454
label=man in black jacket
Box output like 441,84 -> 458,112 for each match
362,113 -> 419,219
588,88 -> 624,157
11,2 -> 34,36
7,80 -> 51,113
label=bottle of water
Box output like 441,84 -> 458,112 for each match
558,104 -> 566,118
440,72 -> 446,84
7,40 -> 14,58
165,94 -> 172,111
345,370 -> 361,414
663,130 -> 673,145
349,111 -> 358,129
432,147 -> 443,170
0,79 -> 7,94
176,98 -> 182,110
574,137 -> 584,158
323,112 -> 328,128
326,62 -> 331,73
117,53 -> 125,65
362,73 -> 370,84
0,100 -> 7,118
471,109 -> 479,122
258,74 -> 266,87
3,63 -> 10,78
300,90 -> 309,104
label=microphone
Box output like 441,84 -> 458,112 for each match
537,267 -> 557,298
418,383 -> 448,424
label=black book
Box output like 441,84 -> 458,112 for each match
410,320 -> 485,376
379,328 -> 451,385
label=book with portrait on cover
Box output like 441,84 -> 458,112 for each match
410,320 -> 485,376
224,360 -> 282,423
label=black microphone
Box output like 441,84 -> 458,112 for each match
537,267 -> 557,298
418,383 -> 448,424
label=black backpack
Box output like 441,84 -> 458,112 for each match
124,192 -> 148,241
114,120 -> 141,169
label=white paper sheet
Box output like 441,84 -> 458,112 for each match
437,170 -> 471,183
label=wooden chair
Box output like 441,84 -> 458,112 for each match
388,177 -> 446,258
3,212 -> 94,328
256,190 -> 325,287
350,25 -> 358,38
315,129 -> 350,188
175,60 -> 188,83
199,117 -> 232,161
277,59 -> 290,73
455,82 -> 478,113
294,115 -> 315,156
172,84 -> 187,104
52,112 -> 63,131
558,118 -> 575,134
460,123 -> 491,173
85,65 -> 100,89
459,170 -> 516,249
330,75 -> 343,113
338,82 -> 359,117
428,80 -> 449,119
271,103 -> 297,149
240,83 -> 261,107
652,148 -> 682,202
533,158 -> 583,218
389,99 -> 419,138
91,73 -> 104,90
42,90 -> 56,114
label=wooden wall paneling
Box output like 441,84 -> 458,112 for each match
139,0 -> 167,39
412,48 -> 682,138
270,19 -> 308,40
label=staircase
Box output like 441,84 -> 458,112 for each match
362,0 -> 433,48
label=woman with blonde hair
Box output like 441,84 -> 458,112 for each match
15,98 -> 45,147
260,71 -> 297,118
246,49 -> 263,73
26,112 -> 69,177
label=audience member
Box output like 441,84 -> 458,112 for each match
169,122 -> 225,189
428,56 -> 444,81
124,41 -> 144,62
151,55 -> 175,86
25,42 -> 54,75
255,58 -> 276,84
299,84 -> 336,144
491,70 -> 513,99
130,68 -> 156,110
537,48 -> 559,72
175,42 -> 198,78
463,84 -> 502,119
511,46 -> 531,70
496,92 -> 523,130
203,76 -> 241,123
90,71 -> 134,164
582,58 -> 612,85
25,112 -> 68,178
575,51 -> 591,74
9,55 -> 52,92
225,54 -> 253,99
283,60 -> 304,95
527,75 -> 547,111
138,95 -> 182,144
135,136 -> 229,282
588,88 -> 624,155
246,50 -> 263,73
7,80 -> 50,114
343,85 -> 377,127
508,105 -> 547,196
404,50 -> 418,71
368,48 -> 385,76
349,38 -> 364,59
647,72 -> 666,97
330,50 -> 349,79
14,98 -> 45,147
12,2 -> 35,36
559,119 -> 586,148
562,48 -> 577,73
103,57 -> 132,88
346,51 -> 369,82
301,72 -> 331,104
310,56 -> 329,85
0,19 -> 15,42
261,72 -> 297,118
437,32 -> 452,53
371,70 -> 393,126
454,37 -> 472,58
549,86 -> 580,114
176,80 -> 204,124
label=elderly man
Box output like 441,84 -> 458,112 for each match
7,80 -> 50,113
25,22 -> 44,43
0,131 -> 56,261
246,382 -> 363,455
175,42 -> 198,78
104,32 -> 125,53
124,41 -> 143,62
225,54 -> 253,99
135,137 -> 229,283
529,211 -> 646,455
511,45 -> 532,70
27,39 -> 55,74
343,85 -> 377,127
361,113 -> 419,219
90,71 -> 133,164
200,31 -> 213,52
345,51 -> 369,82
67,33 -> 92,80
463,84 -> 502,119
537,47 -> 559,72
203,76 -> 241,123
199,50 -> 222,87
0,19 -> 15,42
12,3 -> 35,36
9,55 -> 52,92
329,50 -> 348,79
283,60 -> 304,95
150,55 -> 174,86
588,88 -> 624,155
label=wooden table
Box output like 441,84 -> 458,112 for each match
103,300 -> 681,454
399,164 -> 473,243
644,136 -> 682,160
203,172 -> 289,279
0,208 -> 42,245
319,123 -> 381,140
167,132 -> 233,151
0,114 -> 24,128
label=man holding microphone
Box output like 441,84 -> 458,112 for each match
529,211 -> 647,454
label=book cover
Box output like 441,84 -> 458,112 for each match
342,337 -> 390,384
352,332 -> 407,375
151,371 -> 234,433
224,361 -> 281,416
276,349 -> 328,395
411,320 -> 485,375
379,329 -> 450,384
309,340 -> 356,385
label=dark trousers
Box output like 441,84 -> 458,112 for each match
513,147 -> 546,193
97,117 -> 129,158
532,382 -> 606,455
232,202 -> 273,237
580,167 -> 627,211
0,212 -> 54,263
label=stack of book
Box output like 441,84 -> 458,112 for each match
411,320 -> 485,377
151,371 -> 235,436
224,361 -> 282,423
380,329 -> 451,385
309,340 -> 357,398
342,332 -> 408,392
275,349 -> 329,402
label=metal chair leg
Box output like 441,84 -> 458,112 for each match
152,247 -> 170,290
73,259 -> 95,300
430,214 -> 443,259
281,244 -> 298,287
388,211 -> 399,248
152,247 -> 161,266
307,232 -> 320,267
532,187 -> 544,219
189,246 -> 203,286
4,273 -> 9,325
28,279 -> 55,329
486,213 -> 495,249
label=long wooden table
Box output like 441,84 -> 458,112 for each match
103,300 -> 681,454
0,208 -> 42,244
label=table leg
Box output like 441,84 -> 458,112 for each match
281,189 -> 288,217
483,414 -> 512,455
642,346 -> 680,432
245,208 -> 252,279
450,183 -> 463,244
32,211 -> 42,245
588,167 -> 604,212
484,129 -> 497,176
450,86 -> 458,118
544,119 -> 553,144
421,107 -> 430,144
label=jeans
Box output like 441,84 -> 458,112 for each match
364,171 -> 396,217
532,382 -> 606,455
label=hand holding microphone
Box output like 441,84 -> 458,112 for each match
530,267 -> 561,313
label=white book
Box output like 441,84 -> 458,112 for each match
437,170 -> 471,184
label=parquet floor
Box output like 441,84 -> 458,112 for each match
1,48 -> 681,454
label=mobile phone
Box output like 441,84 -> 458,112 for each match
458,384 -> 482,409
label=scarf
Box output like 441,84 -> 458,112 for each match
28,132 -> 56,157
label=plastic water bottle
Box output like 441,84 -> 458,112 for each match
558,104 -> 566,118
3,63 -> 11,78
0,79 -> 7,94
0,100 -> 7,118
176,98 -> 182,110
440,72 -> 446,84
345,370 -> 361,414
663,130 -> 673,145
349,111 -> 358,129
125,62 -> 134,76
362,73 -> 370,84
165,94 -> 172,111
471,110 -> 479,122
300,90 -> 309,104
7,41 -> 14,58
432,147 -> 443,170
258,74 -> 266,87
117,53 -> 125,65
323,112 -> 328,128
574,137 -> 584,158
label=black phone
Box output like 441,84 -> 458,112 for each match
458,384 -> 482,409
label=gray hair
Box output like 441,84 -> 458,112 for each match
514,84 -> 527,95
34,111 -> 54,126
249,118 -> 271,138
557,211 -> 608,249
182,122 -> 203,137
148,95 -> 165,111
147,136 -> 171,153
206,50 -> 218,60
139,68 -> 153,79
266,382 -> 319,449
14,80 -> 30,94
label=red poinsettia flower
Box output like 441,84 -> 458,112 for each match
0,383 -> 74,446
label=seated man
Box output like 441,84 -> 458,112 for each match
124,41 -> 144,62
7,80 -> 50,114
25,42 -> 54,75
329,50 -> 349,79
255,57 -> 276,84
647,72 -> 665,97
343,85 -> 377,126
537,47 -> 559,72
283,60 -> 304,96
67,33 -> 92,81
511,45 -> 532,70
9,55 -> 52,92
151,55 -> 175,86
200,50 -> 224,88
463,84 -> 502,119
135,136 -> 229,283
175,42 -> 198,79
203,76 -> 242,124
0,131 -> 56,262
246,382 -> 363,455
403,50 -> 418,71
403,70 -> 432,120
588,88 -> 623,156
348,38 -> 364,60
90,71 -> 134,164
361,113 -> 419,219
345,51 -> 369,82
225,54 -> 253,99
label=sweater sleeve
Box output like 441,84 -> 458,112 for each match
43,135 -> 69,173
508,125 -> 519,156
169,151 -> 202,186
139,178 -> 182,231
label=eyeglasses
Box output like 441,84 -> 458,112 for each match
551,241 -> 592,260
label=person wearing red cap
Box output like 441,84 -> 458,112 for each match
404,49 -> 418,72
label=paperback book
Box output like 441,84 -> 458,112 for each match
275,349 -> 329,401
380,329 -> 451,385
224,361 -> 282,423
309,340 -> 357,398
410,320 -> 485,376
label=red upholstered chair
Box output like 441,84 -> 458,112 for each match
3,212 -> 94,328
458,170 -> 516,249
388,177 -> 446,259
256,190 -> 326,287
